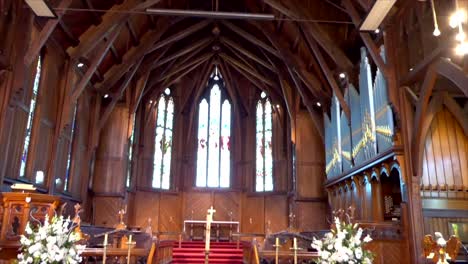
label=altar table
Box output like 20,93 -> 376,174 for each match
183,220 -> 240,241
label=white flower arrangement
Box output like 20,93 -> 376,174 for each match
17,215 -> 86,264
311,217 -> 374,264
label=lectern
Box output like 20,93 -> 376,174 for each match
0,192 -> 62,260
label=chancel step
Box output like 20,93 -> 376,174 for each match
171,241 -> 243,264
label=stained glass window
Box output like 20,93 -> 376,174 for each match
256,92 -> 273,192
64,105 -> 77,192
196,70 -> 231,188
126,114 -> 136,188
19,56 -> 42,178
152,88 -> 173,189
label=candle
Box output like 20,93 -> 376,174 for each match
103,233 -> 108,264
127,235 -> 133,264
293,237 -> 297,249
275,237 -> 279,264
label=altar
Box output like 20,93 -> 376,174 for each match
183,219 -> 240,241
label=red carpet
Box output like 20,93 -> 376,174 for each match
171,241 -> 243,264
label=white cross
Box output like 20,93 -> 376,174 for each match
207,206 -> 216,216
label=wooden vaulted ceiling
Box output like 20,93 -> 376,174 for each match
32,0 -> 388,116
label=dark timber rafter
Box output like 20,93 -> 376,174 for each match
99,57 -> 144,130
159,53 -> 213,90
222,21 -> 281,58
263,0 -> 353,70
342,0 -> 391,78
301,26 -> 351,121
71,22 -> 125,102
67,0 -> 163,59
252,21 -> 328,99
219,36 -> 276,73
286,66 -> 324,142
24,0 -> 73,67
154,37 -> 212,68
219,53 -> 274,86
95,17 -> 177,92
145,19 -> 212,55
218,60 -> 249,116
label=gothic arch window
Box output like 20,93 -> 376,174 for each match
19,56 -> 42,178
64,105 -> 77,191
256,92 -> 273,192
196,69 -> 231,188
152,88 -> 174,189
126,114 -> 136,188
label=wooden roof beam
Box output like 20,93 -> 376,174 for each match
146,19 -> 211,55
342,0 -> 390,77
287,66 -> 324,141
58,19 -> 79,46
263,0 -> 353,70
157,52 -> 212,83
159,53 -> 212,89
71,23 -> 124,102
219,53 -> 274,86
154,37 -> 212,68
356,0 -> 372,11
180,60 -> 211,113
126,20 -> 140,46
222,21 -> 280,58
224,57 -> 280,104
220,36 -> 277,73
223,44 -> 258,74
218,60 -> 248,116
301,25 -> 350,121
24,0 -> 73,67
67,0 -> 163,59
185,62 -> 216,145
109,44 -> 122,63
252,21 -> 327,99
130,70 -> 150,113
99,57 -> 143,130
95,17 -> 175,91
81,0 -> 101,25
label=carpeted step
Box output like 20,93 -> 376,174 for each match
171,241 -> 244,264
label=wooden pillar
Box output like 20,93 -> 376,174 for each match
92,104 -> 130,227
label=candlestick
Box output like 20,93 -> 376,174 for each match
127,235 -> 133,264
103,233 -> 108,264
274,237 -> 280,264
293,237 -> 298,264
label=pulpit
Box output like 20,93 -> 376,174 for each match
0,192 -> 62,260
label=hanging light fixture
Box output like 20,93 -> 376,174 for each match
430,0 -> 441,36
452,0 -> 468,55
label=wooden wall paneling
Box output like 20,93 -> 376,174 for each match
371,179 -> 384,221
363,176 -> 372,221
437,109 -> 454,190
264,195 -> 288,233
132,191 -> 160,231
444,110 -> 462,192
421,108 -> 468,196
295,201 -> 327,231
183,192 -> 212,220
241,195 -> 264,234
4,108 -> 28,181
455,119 -> 468,192
93,195 -> 125,227
213,192 -> 241,221
296,111 -> 325,198
158,193 -> 182,232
